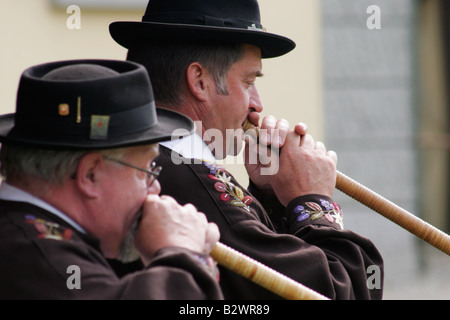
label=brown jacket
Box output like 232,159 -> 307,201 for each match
155,145 -> 384,300
0,200 -> 223,300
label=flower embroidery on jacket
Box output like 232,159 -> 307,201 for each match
25,214 -> 73,241
203,161 -> 253,212
293,200 -> 344,229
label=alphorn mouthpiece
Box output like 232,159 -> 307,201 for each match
242,119 -> 260,140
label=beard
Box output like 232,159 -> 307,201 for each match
116,209 -> 143,263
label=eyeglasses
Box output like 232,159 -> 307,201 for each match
103,157 -> 162,188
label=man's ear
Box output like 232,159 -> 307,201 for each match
74,153 -> 103,198
186,62 -> 211,102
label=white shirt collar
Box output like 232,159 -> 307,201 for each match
159,132 -> 216,163
0,182 -> 86,233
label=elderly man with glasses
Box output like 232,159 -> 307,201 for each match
0,59 -> 222,300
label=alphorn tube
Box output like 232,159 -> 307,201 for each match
210,242 -> 329,300
242,119 -> 450,256
335,172 -> 450,255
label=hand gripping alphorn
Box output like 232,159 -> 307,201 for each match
207,121 -> 330,300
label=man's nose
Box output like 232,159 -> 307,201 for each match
148,179 -> 161,195
249,86 -> 263,113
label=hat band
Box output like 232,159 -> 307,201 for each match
98,101 -> 158,139
112,101 -> 156,132
143,12 -> 265,31
12,101 -> 157,141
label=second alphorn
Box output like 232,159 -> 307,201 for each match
242,119 -> 450,256
210,242 -> 329,300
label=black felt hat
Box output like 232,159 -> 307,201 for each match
109,0 -> 296,58
0,59 -> 194,149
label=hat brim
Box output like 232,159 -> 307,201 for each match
0,108 -> 194,150
109,21 -> 295,58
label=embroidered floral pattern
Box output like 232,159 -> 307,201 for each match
203,161 -> 253,212
25,214 -> 72,241
293,200 -> 344,229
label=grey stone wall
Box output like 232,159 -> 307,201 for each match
320,0 -> 430,298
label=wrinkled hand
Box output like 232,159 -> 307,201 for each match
270,132 -> 338,206
244,115 -> 307,194
135,195 -> 220,265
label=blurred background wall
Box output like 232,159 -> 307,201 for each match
321,0 -> 449,299
0,0 -> 448,299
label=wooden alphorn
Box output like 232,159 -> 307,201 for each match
209,120 -> 450,301
335,172 -> 450,255
210,242 -> 329,300
242,119 -> 450,256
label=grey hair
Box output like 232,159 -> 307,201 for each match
0,144 -> 128,187
127,40 -> 244,107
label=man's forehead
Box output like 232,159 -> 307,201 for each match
232,44 -> 263,75
243,43 -> 262,56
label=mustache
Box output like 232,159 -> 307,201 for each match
116,208 -> 143,263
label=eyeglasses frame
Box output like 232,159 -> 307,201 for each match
103,156 -> 162,188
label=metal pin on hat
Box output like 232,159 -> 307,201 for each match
76,97 -> 81,123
